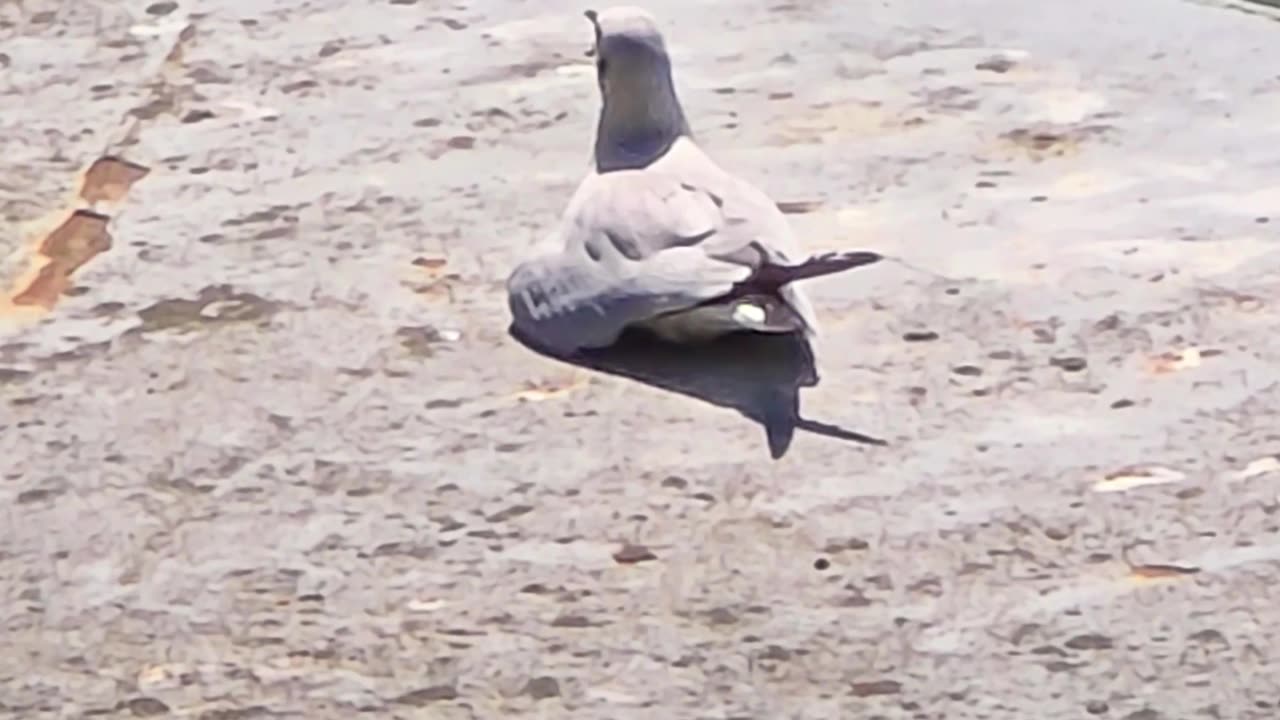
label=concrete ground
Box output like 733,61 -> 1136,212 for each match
3,0 -> 1280,717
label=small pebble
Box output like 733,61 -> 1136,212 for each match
705,607 -> 738,625
1065,633 -> 1114,650
850,679 -> 903,697
613,544 -> 657,564
1051,356 -> 1088,372
776,199 -> 824,214
975,56 -> 1016,73
525,676 -> 561,700
394,685 -> 458,706
145,1 -> 179,16
126,698 -> 170,717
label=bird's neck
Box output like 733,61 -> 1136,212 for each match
594,60 -> 691,173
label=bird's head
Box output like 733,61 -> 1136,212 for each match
582,7 -> 690,171
584,6 -> 671,89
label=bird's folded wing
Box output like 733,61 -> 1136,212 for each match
647,138 -> 806,265
507,243 -> 752,354
508,170 -> 772,353
507,146 -> 820,353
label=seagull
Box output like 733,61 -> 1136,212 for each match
506,5 -> 882,363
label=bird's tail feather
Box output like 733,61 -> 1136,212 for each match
754,249 -> 882,287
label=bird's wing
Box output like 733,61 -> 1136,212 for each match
507,155 -> 775,353
507,242 -> 750,354
507,138 -> 834,353
651,138 -> 807,262
645,139 -> 823,333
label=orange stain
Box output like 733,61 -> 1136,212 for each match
2,156 -> 149,320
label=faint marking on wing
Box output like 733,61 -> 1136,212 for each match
680,181 -> 724,208
706,240 -> 768,270
604,229 -> 643,260
584,173 -> 724,263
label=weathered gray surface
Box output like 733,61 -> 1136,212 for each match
3,0 -> 1280,717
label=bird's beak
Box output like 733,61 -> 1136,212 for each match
583,9 -> 599,58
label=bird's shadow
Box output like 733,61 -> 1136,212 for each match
509,325 -> 888,459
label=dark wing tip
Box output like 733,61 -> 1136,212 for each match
750,248 -> 885,288
819,250 -> 882,267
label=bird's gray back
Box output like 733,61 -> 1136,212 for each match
564,137 -> 803,267
507,137 -> 820,353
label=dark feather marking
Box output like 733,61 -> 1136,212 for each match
678,182 -> 724,209
667,227 -> 717,248
605,229 -> 644,260
747,250 -> 882,290
693,249 -> 883,310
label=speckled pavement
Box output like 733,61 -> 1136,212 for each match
3,0 -> 1280,717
